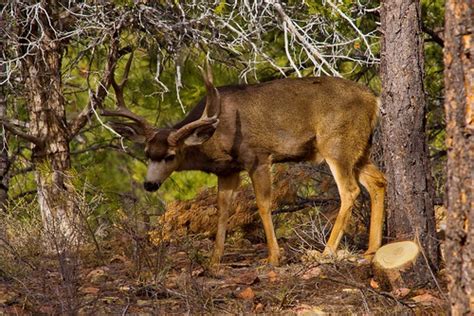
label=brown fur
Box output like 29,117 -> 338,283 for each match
111,75 -> 386,267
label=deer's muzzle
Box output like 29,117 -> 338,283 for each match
144,181 -> 161,192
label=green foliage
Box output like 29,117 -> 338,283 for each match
6,0 -> 446,214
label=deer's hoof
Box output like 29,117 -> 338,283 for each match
262,254 -> 280,267
322,247 -> 335,257
363,250 -> 376,262
207,260 -> 225,278
209,253 -> 222,267
207,266 -> 225,278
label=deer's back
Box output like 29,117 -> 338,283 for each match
202,76 -> 379,165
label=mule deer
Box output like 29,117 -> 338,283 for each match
103,59 -> 386,267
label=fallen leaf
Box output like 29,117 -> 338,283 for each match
392,287 -> 411,298
137,300 -> 150,307
300,267 -> 322,280
254,302 -> 264,313
100,296 -> 120,304
411,293 -> 442,305
342,288 -> 358,293
267,270 -> 278,282
80,287 -> 100,295
369,279 -> 379,289
231,271 -> 259,285
191,267 -> 205,277
109,255 -> 130,265
237,287 -> 255,300
39,305 -> 55,314
0,288 -> 17,305
294,304 -> 325,315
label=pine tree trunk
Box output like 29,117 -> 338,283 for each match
20,3 -> 77,245
0,88 -> 9,212
26,48 -> 77,244
443,0 -> 473,314
0,28 -> 9,211
379,0 -> 439,278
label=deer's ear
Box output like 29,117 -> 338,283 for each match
183,120 -> 219,147
109,121 -> 148,144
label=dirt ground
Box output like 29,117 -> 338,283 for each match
0,235 -> 449,315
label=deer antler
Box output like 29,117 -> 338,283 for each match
200,58 -> 220,119
167,59 -> 221,146
101,52 -> 153,134
167,117 -> 218,147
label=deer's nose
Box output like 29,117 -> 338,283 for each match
144,181 -> 161,192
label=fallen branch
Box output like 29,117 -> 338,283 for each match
273,198 -> 339,215
323,275 -> 413,309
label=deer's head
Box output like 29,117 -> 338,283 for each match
102,56 -> 220,192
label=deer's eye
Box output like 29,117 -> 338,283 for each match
164,154 -> 176,162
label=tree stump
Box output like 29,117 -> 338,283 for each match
372,241 -> 426,291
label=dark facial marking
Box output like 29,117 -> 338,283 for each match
145,130 -> 173,161
164,154 -> 176,162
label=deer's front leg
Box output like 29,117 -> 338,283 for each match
249,163 -> 280,266
210,173 -> 240,267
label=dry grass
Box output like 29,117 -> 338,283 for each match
0,165 -> 449,314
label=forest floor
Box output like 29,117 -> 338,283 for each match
0,235 -> 449,315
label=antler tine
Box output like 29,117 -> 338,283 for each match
110,51 -> 134,109
168,59 -> 221,146
167,117 -> 218,147
102,51 -> 151,129
111,51 -> 134,89
199,58 -> 221,119
101,106 -> 149,127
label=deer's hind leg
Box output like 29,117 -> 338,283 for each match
323,158 -> 361,255
357,160 -> 386,258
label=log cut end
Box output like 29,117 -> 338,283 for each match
372,241 -> 425,291
373,241 -> 420,269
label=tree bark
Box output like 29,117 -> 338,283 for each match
0,82 -> 9,212
380,0 -> 439,278
443,0 -> 473,314
0,16 -> 10,211
0,32 -> 10,211
19,2 -> 77,244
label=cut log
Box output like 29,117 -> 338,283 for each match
372,241 -> 427,291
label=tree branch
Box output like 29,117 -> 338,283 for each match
0,119 -> 43,145
273,197 -> 339,215
421,24 -> 444,47
68,32 -> 132,138
269,1 -> 341,77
